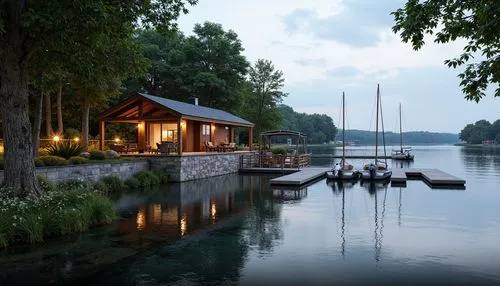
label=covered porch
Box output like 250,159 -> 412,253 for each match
96,93 -> 254,155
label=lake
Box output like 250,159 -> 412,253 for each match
1,145 -> 500,285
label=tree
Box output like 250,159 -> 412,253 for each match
0,0 -> 197,197
244,59 -> 287,140
392,0 -> 500,102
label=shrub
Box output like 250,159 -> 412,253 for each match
134,171 -> 160,187
69,156 -> 88,165
93,181 -> 109,194
64,128 -> 81,140
38,148 -> 50,156
152,170 -> 169,184
100,176 -> 126,193
125,178 -> 140,190
0,185 -> 116,248
271,147 -> 287,155
39,155 -> 69,166
37,175 -> 55,192
57,179 -> 88,191
34,157 -> 45,167
89,150 -> 106,160
104,150 -> 120,159
46,141 -> 83,159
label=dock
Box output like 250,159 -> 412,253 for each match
311,154 -> 392,159
391,168 -> 465,189
269,167 -> 330,186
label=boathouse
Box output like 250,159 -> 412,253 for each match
96,93 -> 254,154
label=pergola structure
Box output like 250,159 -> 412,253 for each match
96,93 -> 254,154
259,130 -> 307,154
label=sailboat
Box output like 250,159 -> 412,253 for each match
326,92 -> 359,180
392,103 -> 414,160
361,84 -> 392,181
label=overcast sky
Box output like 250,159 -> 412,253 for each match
177,0 -> 499,133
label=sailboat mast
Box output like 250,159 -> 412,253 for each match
342,92 -> 346,168
399,103 -> 403,153
375,84 -> 380,161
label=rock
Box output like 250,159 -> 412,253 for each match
105,150 -> 120,159
79,152 -> 90,158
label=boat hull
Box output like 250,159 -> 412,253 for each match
392,154 -> 414,160
360,170 -> 392,181
326,171 -> 360,181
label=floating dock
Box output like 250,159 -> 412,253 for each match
397,168 -> 466,189
269,168 -> 330,186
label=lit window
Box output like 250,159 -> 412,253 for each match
202,124 -> 211,136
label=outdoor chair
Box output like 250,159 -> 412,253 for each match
205,141 -> 218,152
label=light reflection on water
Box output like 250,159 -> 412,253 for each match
0,146 -> 500,285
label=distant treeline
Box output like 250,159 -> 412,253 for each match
278,105 -> 338,144
340,129 -> 459,145
459,120 -> 500,144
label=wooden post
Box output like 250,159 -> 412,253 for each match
137,120 -> 145,153
248,127 -> 253,151
177,118 -> 183,155
99,121 -> 105,150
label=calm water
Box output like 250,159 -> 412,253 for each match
1,145 -> 500,285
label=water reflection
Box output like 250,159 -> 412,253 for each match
460,147 -> 500,175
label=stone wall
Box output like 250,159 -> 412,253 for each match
150,152 -> 243,182
0,161 -> 149,184
0,152 -> 246,184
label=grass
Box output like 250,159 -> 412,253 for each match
0,180 -> 117,248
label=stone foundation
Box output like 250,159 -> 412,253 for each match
0,152 -> 247,184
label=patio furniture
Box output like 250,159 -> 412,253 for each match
159,142 -> 178,154
205,141 -> 218,152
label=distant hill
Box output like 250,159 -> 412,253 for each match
340,129 -> 460,145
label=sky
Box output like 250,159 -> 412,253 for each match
177,0 -> 500,133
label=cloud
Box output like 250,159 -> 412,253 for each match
326,66 -> 360,77
282,0 -> 406,47
295,58 -> 327,67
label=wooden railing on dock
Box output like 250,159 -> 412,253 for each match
240,153 -> 311,169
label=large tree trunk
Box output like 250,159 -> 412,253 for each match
56,78 -> 63,134
44,91 -> 53,136
32,90 -> 44,155
0,1 -> 42,197
81,98 -> 90,151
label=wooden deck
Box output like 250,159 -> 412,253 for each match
269,167 -> 330,186
391,168 -> 465,188
239,168 -> 299,175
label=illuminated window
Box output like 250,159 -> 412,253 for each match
202,124 -> 210,136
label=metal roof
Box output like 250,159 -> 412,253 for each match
139,93 -> 254,126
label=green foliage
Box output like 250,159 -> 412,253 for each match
134,171 -> 160,187
93,181 -> 109,194
240,59 -> 287,139
46,141 -> 83,159
68,156 -> 88,164
0,185 -> 116,247
63,128 -> 81,140
39,155 -> 69,166
271,147 -> 287,155
125,178 -> 141,190
100,176 -> 126,193
459,119 -> 500,144
152,170 -> 169,184
277,105 -> 337,144
89,150 -> 106,160
37,175 -> 56,193
392,0 -> 500,102
34,157 -> 45,167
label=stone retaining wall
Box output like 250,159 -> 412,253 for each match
0,152 -> 246,184
150,152 -> 243,182
0,161 -> 149,184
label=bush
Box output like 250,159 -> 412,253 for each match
37,175 -> 55,192
69,156 -> 88,165
125,178 -> 140,190
271,147 -> 287,155
104,150 -> 120,159
64,128 -> 81,140
89,150 -> 106,160
152,170 -> 169,184
134,171 -> 160,187
93,181 -> 109,194
100,176 -> 126,193
34,157 -> 45,167
0,186 -> 116,248
38,148 -> 50,156
39,155 -> 69,166
46,141 -> 83,159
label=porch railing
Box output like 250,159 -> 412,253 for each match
240,152 -> 311,169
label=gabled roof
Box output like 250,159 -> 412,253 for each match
97,93 -> 254,127
139,93 -> 253,126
